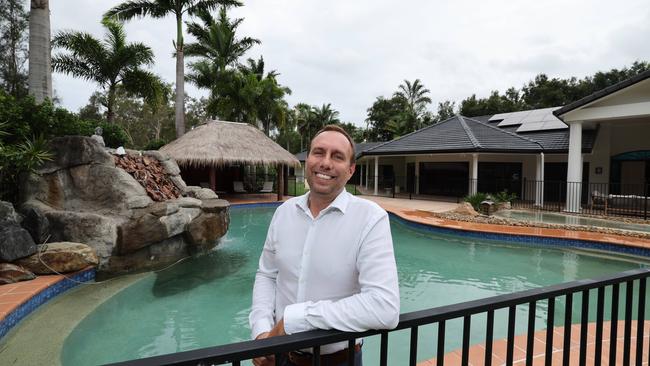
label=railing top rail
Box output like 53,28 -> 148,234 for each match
104,268 -> 649,366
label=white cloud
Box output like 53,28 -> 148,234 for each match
48,0 -> 650,126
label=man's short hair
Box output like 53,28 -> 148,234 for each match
310,125 -> 356,164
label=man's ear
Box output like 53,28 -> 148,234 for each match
349,163 -> 356,175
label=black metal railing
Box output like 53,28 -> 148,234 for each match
356,175 -> 649,219
106,268 -> 649,366
516,179 -> 650,219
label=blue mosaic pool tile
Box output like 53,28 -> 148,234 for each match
230,202 -> 283,209
0,267 -> 96,340
388,212 -> 650,259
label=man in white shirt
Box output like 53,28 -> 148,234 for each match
250,125 -> 400,366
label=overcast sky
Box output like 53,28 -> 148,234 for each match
48,0 -> 650,126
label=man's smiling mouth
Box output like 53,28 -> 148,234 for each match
315,172 -> 334,180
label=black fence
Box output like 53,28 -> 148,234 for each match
106,268 -> 649,366
356,175 -> 650,219
516,179 -> 650,220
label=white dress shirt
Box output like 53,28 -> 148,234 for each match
249,190 -> 400,354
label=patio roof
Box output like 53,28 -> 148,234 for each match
360,115 -> 597,157
554,69 -> 650,117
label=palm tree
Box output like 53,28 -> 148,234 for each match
185,7 -> 260,72
394,79 -> 432,131
52,18 -> 165,123
311,103 -> 340,126
28,0 -> 52,103
104,0 -> 242,138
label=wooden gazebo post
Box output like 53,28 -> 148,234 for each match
209,166 -> 217,192
277,164 -> 284,201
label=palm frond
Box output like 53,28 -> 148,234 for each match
104,0 -> 171,20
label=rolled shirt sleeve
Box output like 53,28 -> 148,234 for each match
249,214 -> 278,339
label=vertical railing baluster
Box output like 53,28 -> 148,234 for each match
410,327 -> 418,366
579,289 -> 589,366
380,331 -> 388,366
462,315 -> 471,366
609,283 -> 620,366
624,280 -> 633,365
348,339 -> 356,366
545,297 -> 555,366
595,287 -> 605,366
562,293 -> 573,366
437,321 -> 446,366
274,353 -> 282,366
526,301 -> 536,366
233,361 -> 240,366
485,310 -> 494,366
312,346 -> 320,366
507,306 -> 516,366
636,278 -> 646,366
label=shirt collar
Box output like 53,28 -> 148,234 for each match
295,189 -> 351,216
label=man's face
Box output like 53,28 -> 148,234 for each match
306,131 -> 356,201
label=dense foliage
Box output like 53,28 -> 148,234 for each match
0,0 -> 28,98
0,90 -> 129,202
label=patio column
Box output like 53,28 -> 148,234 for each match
277,164 -> 284,201
365,160 -> 369,189
415,157 -> 420,194
209,166 -> 217,192
374,156 -> 379,195
535,153 -> 545,206
469,153 -> 478,195
566,121 -> 583,212
359,161 -> 364,186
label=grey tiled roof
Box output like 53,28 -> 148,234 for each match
361,115 -> 596,157
362,115 -> 544,156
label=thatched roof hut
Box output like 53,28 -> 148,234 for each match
160,121 -> 300,168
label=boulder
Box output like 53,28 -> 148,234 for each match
185,186 -> 218,200
38,136 -> 114,174
15,242 -> 98,274
0,263 -> 35,285
186,211 -> 230,253
0,200 -> 22,225
452,202 -> 480,216
20,206 -> 50,243
161,160 -> 180,176
169,175 -> 187,192
0,223 -> 37,262
142,150 -> 169,162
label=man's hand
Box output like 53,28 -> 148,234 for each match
252,332 -> 274,366
252,319 -> 286,366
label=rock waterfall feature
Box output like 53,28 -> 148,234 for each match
19,136 -> 230,276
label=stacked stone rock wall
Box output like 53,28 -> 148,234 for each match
17,136 -> 230,276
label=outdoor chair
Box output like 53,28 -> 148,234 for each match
259,181 -> 274,193
590,190 -> 609,213
233,181 -> 247,193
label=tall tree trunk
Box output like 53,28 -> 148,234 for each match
174,14 -> 185,138
106,85 -> 116,123
28,0 -> 51,103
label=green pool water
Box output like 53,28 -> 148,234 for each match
61,206 -> 650,365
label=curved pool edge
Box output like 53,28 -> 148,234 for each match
233,199 -> 650,258
384,208 -> 650,259
0,267 -> 95,341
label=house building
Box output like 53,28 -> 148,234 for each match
356,69 -> 650,214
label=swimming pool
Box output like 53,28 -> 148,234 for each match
494,209 -> 650,233
60,205 -> 649,365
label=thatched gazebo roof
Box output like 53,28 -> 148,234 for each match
160,121 -> 301,168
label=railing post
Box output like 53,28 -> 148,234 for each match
644,182 -> 648,220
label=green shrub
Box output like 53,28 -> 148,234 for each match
98,122 -> 129,148
464,192 -> 489,211
143,138 -> 168,151
493,190 -> 517,203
